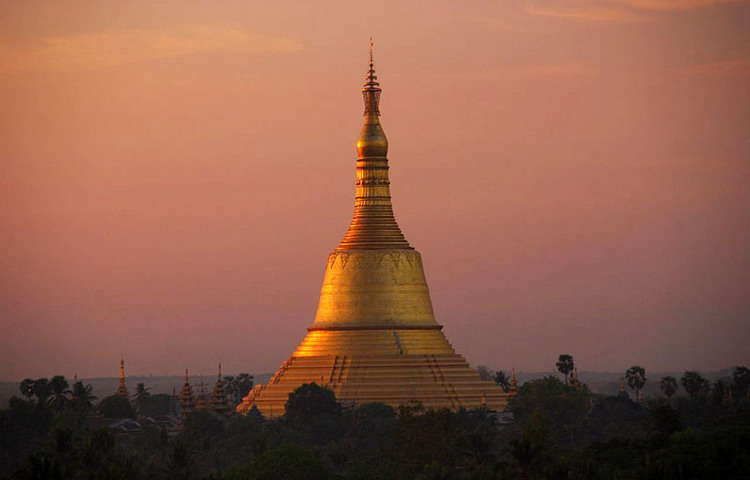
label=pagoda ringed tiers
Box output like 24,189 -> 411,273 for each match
238,45 -> 512,416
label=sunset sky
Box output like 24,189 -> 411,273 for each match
2,1 -> 749,380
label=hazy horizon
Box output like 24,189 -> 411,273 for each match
2,1 -> 749,380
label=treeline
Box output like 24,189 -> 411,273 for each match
2,365 -> 749,479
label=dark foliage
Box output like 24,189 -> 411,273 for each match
556,354 -> 574,384
139,393 -> 173,417
229,444 -> 331,480
284,383 -> 341,423
98,394 -> 135,419
3,372 -> 750,479
681,371 -> 711,400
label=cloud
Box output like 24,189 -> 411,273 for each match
623,0 -> 747,11
516,63 -> 598,78
524,0 -> 748,22
524,2 -> 649,23
0,27 -> 303,74
682,59 -> 750,77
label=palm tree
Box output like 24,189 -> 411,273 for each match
476,365 -> 493,381
681,371 -> 710,400
223,375 -> 237,405
556,354 -> 574,385
660,376 -> 678,399
19,378 -> 35,402
235,373 -> 254,402
625,366 -> 647,402
711,380 -> 729,406
733,366 -> 749,399
71,381 -> 97,413
48,376 -> 71,411
134,383 -> 151,413
494,370 -> 510,392
32,378 -> 52,407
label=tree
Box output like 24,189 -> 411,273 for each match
134,382 -> 151,413
182,410 -> 224,446
139,394 -> 172,417
711,380 -> 729,406
285,383 -> 340,422
19,378 -> 35,402
556,354 -> 574,385
733,366 -> 750,399
649,402 -> 681,436
167,440 -> 193,480
476,365 -> 493,381
98,394 -> 135,419
71,381 -> 97,413
660,376 -> 678,399
509,376 -> 589,443
223,375 -> 237,404
233,444 -> 330,480
681,371 -> 710,400
32,378 -> 52,407
510,410 -> 549,480
494,370 -> 510,392
625,366 -> 647,402
48,376 -> 71,412
225,373 -> 254,405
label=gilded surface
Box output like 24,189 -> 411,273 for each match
313,250 -> 436,328
238,50 -> 513,417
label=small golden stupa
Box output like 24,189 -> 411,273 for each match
210,364 -> 229,414
179,369 -> 195,418
238,43 -> 513,416
116,357 -> 129,398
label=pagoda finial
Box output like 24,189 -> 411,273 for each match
185,368 -> 190,384
336,39 -> 411,250
362,38 -> 381,115
218,363 -> 222,380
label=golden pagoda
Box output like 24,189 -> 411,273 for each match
210,363 -> 229,414
238,43 -> 513,417
194,380 -> 209,411
116,357 -> 129,398
179,369 -> 195,418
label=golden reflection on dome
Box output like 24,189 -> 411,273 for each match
237,42 -> 513,417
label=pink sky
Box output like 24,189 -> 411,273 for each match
2,1 -> 749,380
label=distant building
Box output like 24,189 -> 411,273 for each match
179,369 -> 194,418
210,364 -> 229,415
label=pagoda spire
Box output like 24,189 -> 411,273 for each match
338,39 -> 410,250
211,363 -> 229,414
510,369 -> 519,394
116,356 -> 129,398
179,368 -> 194,418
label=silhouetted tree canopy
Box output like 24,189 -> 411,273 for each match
660,376 -> 678,398
681,371 -> 710,399
734,366 -> 750,398
625,366 -> 647,400
284,383 -> 341,422
138,393 -> 172,417
98,394 -> 134,419
556,354 -> 574,385
231,444 -> 330,480
494,370 -> 511,392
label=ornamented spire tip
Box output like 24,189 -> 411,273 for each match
364,37 -> 379,91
